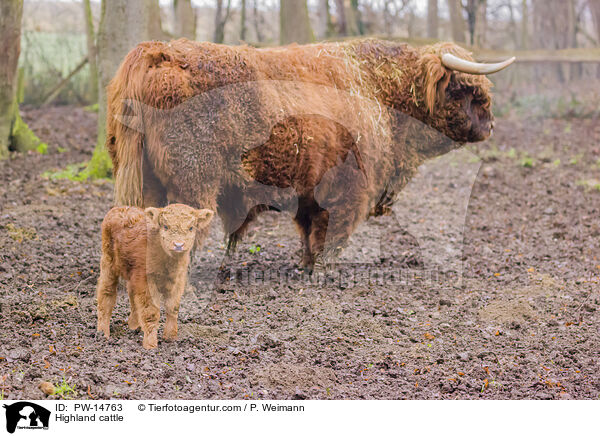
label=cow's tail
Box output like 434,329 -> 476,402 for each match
100,217 -> 114,266
107,43 -> 161,207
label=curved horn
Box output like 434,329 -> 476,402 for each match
441,53 -> 516,75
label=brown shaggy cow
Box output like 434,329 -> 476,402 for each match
96,204 -> 213,349
106,38 -> 513,269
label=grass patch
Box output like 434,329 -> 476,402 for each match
4,223 -> 37,242
35,143 -> 48,154
54,377 -> 76,399
520,157 -> 534,168
576,179 -> 600,192
42,162 -> 87,181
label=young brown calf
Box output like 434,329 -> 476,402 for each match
96,203 -> 213,349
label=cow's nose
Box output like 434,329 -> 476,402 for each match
173,242 -> 185,251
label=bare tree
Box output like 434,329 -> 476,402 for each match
148,0 -> 169,40
427,0 -> 439,39
334,0 -> 360,36
520,0 -> 529,49
447,0 -> 466,43
532,0 -> 572,81
214,0 -> 232,43
463,0 -> 487,46
252,0 -> 264,43
591,0 -> 600,42
85,0 -> 158,178
381,0 -> 411,37
240,0 -> 247,41
475,0 -> 487,46
280,0 -> 314,44
316,0 -> 333,39
174,0 -> 197,39
0,0 -> 43,158
83,0 -> 98,102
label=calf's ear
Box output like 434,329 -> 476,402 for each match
417,53 -> 452,115
195,209 -> 214,228
145,207 -> 162,226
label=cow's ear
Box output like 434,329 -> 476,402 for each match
417,53 -> 451,115
145,207 -> 162,226
195,208 -> 214,229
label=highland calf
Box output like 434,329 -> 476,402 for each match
96,204 -> 213,349
107,38 -> 514,269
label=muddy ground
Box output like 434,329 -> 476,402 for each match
0,104 -> 599,400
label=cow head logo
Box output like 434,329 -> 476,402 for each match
3,402 -> 50,434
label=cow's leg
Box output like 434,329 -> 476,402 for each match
306,191 -> 368,269
142,153 -> 167,207
294,197 -> 329,272
96,257 -> 119,338
294,200 -> 312,269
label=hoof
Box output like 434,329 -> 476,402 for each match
127,318 -> 140,331
142,339 -> 158,350
142,331 -> 158,349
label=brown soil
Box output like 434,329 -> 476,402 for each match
0,105 -> 599,400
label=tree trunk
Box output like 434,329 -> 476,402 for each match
406,6 -> 416,38
0,0 -> 43,159
316,0 -> 332,39
279,0 -> 314,45
174,0 -> 196,39
147,0 -> 168,40
520,0 -> 528,49
447,0 -> 466,43
347,0 -> 361,36
240,0 -> 247,41
532,0 -> 570,81
427,0 -> 438,39
214,0 -> 231,43
0,0 -> 22,159
252,0 -> 264,43
590,0 -> 600,76
465,0 -> 478,46
567,0 -> 580,79
591,0 -> 600,41
475,0 -> 487,47
507,0 -> 519,49
83,0 -> 99,103
85,0 -> 156,179
334,0 -> 359,36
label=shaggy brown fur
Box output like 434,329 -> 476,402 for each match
96,204 -> 213,349
106,38 -> 497,269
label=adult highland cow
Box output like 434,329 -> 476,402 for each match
106,38 -> 514,270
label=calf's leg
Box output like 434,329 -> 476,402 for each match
130,273 -> 160,349
96,257 -> 119,338
163,275 -> 187,341
126,284 -> 140,330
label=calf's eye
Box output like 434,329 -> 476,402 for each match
163,225 -> 169,230
189,226 -> 194,231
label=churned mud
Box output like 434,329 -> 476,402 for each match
0,105 -> 599,399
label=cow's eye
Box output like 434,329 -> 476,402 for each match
163,225 -> 169,230
189,226 -> 194,231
